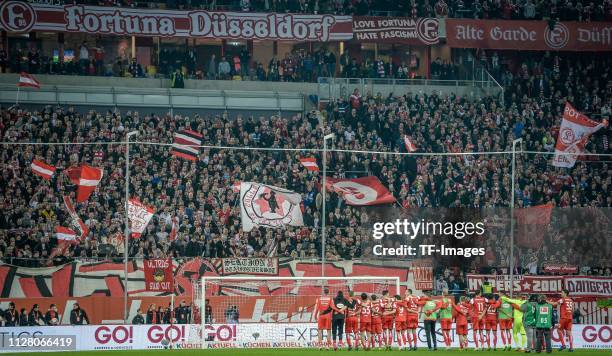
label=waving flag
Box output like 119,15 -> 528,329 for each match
63,195 -> 89,240
171,129 -> 203,161
55,226 -> 77,242
552,102 -> 607,168
326,176 -> 396,206
299,157 -> 320,171
169,217 -> 178,242
240,182 -> 303,232
31,159 -> 56,180
404,135 -> 417,153
65,164 -> 104,202
127,198 -> 155,238
515,204 -> 553,249
18,72 -> 40,89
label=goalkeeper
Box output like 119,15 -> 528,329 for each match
500,294 -> 528,351
331,291 -> 349,351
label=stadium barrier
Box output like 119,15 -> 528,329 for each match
0,323 -> 608,351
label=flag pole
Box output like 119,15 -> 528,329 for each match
15,86 -> 20,106
321,133 -> 335,278
124,130 -> 139,323
509,138 -> 522,298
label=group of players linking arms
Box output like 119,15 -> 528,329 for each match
314,288 -> 576,352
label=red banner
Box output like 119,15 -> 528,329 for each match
353,17 -> 438,44
564,276 -> 612,298
467,274 -> 564,294
0,1 -> 352,41
542,263 -> 578,274
446,19 -> 612,51
325,176 -> 396,206
143,258 -> 173,292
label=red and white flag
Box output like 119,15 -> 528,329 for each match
171,129 -> 203,161
326,176 -> 396,206
65,164 -> 104,202
63,195 -> 89,240
51,226 -> 79,258
127,198 -> 155,238
552,102 -> 607,168
31,159 -> 56,180
18,72 -> 40,89
55,226 -> 77,242
168,217 -> 178,242
231,182 -> 241,193
299,157 -> 319,171
404,135 -> 417,153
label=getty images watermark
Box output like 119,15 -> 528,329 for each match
371,219 -> 486,257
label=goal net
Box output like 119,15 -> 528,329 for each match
189,276 -> 400,349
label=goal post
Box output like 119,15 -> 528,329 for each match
196,276 -> 401,349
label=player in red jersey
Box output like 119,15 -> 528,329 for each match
345,291 -> 360,351
452,296 -> 471,350
370,294 -> 384,349
470,290 -> 489,350
551,289 -> 575,352
315,287 -> 333,350
380,290 -> 395,349
485,295 -> 501,350
359,293 -> 373,350
391,294 -> 408,350
404,289 -> 422,351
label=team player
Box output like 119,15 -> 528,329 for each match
359,293 -> 373,350
485,295 -> 501,350
501,294 -> 528,351
551,289 -> 575,352
345,291 -> 360,351
452,296 -> 471,350
470,290 -> 488,351
390,295 -> 408,350
498,295 -> 514,350
370,295 -> 384,349
381,290 -> 395,349
315,287 -> 333,350
439,289 -> 454,350
404,289 -> 421,351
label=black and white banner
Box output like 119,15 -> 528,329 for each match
239,182 -> 303,232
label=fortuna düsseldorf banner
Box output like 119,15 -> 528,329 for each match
0,1 -> 352,41
352,17 -> 439,44
552,102 -> 607,168
143,258 -> 173,292
563,276 -> 612,298
221,258 -> 279,276
446,19 -> 612,51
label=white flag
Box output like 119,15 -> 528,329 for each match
239,182 -> 303,232
552,103 -> 607,168
127,198 -> 155,238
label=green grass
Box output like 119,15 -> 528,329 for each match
6,349 -> 610,356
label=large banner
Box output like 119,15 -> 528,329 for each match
239,182 -> 303,232
467,274 -> 564,294
352,17 -> 439,44
221,258 -> 279,276
564,276 -> 612,298
0,1 -> 352,41
0,324 -> 609,351
143,258 -> 173,292
446,19 -> 612,51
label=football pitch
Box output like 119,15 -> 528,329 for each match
6,349 -> 609,356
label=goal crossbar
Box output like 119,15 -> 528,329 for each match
199,275 -> 401,341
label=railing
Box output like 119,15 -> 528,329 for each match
316,76 -> 503,107
0,84 -> 304,113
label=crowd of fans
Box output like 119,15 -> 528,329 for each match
68,0 -> 612,21
1,43 -> 463,82
0,48 -> 610,274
